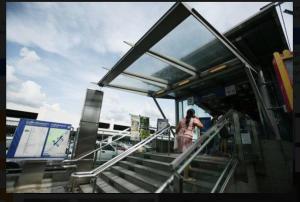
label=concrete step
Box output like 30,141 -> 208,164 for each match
195,155 -> 230,163
95,177 -> 120,193
110,165 -> 161,192
183,178 -> 215,193
190,158 -> 227,171
100,171 -> 149,193
79,184 -> 94,193
126,156 -> 171,171
189,167 -> 220,182
133,152 -> 175,163
118,160 -> 170,182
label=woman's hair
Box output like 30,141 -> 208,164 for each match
185,108 -> 195,126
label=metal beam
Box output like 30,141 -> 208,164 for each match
123,41 -> 197,76
98,2 -> 191,86
102,67 -> 168,88
153,97 -> 167,119
154,58 -> 242,98
105,84 -> 150,96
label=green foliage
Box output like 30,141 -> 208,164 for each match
140,129 -> 150,140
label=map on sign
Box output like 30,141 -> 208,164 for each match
43,128 -> 70,157
7,119 -> 71,160
14,125 -> 49,157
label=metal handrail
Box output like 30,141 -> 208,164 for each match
156,109 -> 235,193
219,159 -> 238,193
155,123 -> 226,193
70,125 -> 170,188
210,158 -> 234,193
171,109 -> 234,169
62,128 -> 130,165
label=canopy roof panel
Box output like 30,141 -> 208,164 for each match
150,16 -> 236,72
126,54 -> 191,84
98,2 -> 288,102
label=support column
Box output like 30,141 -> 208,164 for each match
74,89 -> 103,171
257,70 -> 281,140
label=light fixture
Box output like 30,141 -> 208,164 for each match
178,79 -> 190,86
156,89 -> 165,95
209,64 -> 227,73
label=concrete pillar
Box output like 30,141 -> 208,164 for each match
74,89 -> 103,171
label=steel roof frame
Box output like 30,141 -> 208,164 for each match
123,41 -> 197,76
98,2 -> 279,139
102,67 -> 169,88
98,2 -> 191,86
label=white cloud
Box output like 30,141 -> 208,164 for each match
7,2 -> 172,59
20,47 -> 40,62
7,80 -> 47,108
7,65 -> 20,83
38,103 -> 79,127
14,47 -> 50,78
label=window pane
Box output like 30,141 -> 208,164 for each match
110,74 -> 163,93
126,54 -> 191,84
151,16 -> 236,72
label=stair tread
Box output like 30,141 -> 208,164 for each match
127,156 -> 170,166
79,184 -> 94,193
183,178 -> 215,189
102,171 -> 149,193
142,153 -> 176,161
194,155 -> 229,164
192,158 -> 228,166
119,160 -> 170,178
96,177 -> 120,193
189,167 -> 220,176
111,165 -> 162,188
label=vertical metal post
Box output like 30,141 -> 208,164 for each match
173,172 -> 183,193
256,101 -> 269,139
257,70 -> 281,140
168,129 -> 170,155
232,112 -> 244,161
152,97 -> 167,119
153,97 -> 175,155
175,100 -> 179,125
250,120 -> 262,160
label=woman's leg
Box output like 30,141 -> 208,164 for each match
183,137 -> 195,181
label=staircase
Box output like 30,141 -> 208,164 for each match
78,152 -> 229,193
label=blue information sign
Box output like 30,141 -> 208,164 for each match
7,119 -> 72,160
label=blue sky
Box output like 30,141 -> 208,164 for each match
6,2 -> 293,128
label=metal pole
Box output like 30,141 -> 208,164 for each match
153,97 -> 167,119
168,129 -> 170,155
257,70 -> 281,140
153,97 -> 175,155
232,112 -> 243,161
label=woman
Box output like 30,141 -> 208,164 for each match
175,108 -> 204,180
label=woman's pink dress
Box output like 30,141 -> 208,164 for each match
176,117 -> 201,153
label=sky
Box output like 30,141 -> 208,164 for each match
6,2 -> 293,128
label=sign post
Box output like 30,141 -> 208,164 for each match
7,119 -> 72,191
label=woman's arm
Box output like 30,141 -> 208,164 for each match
194,117 -> 204,129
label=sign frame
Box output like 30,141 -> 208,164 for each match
7,119 -> 72,160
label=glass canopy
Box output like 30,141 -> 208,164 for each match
110,74 -> 163,93
150,16 -> 236,72
98,2 -> 255,98
126,54 -> 191,84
